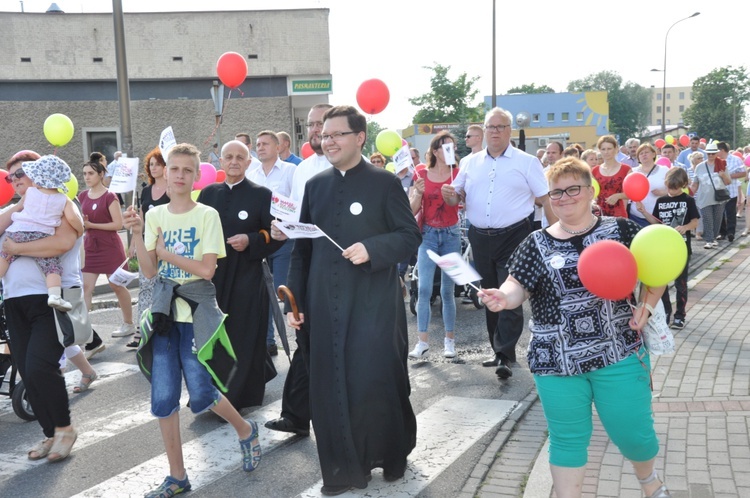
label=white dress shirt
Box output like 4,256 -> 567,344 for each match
245,157 -> 295,197
290,153 -> 333,202
452,146 -> 548,229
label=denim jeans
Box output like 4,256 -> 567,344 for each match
150,322 -> 220,418
266,239 -> 293,345
417,224 -> 461,332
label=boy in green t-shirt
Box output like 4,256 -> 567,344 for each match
125,143 -> 261,498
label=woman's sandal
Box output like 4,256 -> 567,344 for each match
638,470 -> 671,498
73,371 -> 98,393
27,438 -> 53,460
239,420 -> 262,472
47,428 -> 78,463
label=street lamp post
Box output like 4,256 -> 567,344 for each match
659,12 -> 700,136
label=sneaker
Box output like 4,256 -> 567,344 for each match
704,243 -> 714,249
144,474 -> 191,498
671,318 -> 685,330
47,295 -> 73,312
443,338 -> 456,358
84,343 -> 105,360
408,341 -> 429,359
711,241 -> 719,248
126,336 -> 141,349
112,322 -> 136,338
716,234 -> 724,240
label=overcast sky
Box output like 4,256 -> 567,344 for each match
8,0 -> 749,131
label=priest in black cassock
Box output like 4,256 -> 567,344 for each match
284,106 -> 421,496
198,140 -> 283,410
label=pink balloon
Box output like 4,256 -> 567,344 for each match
401,139 -> 408,147
745,156 -> 750,167
193,163 -> 217,190
656,157 -> 671,167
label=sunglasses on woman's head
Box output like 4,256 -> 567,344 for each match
4,169 -> 25,183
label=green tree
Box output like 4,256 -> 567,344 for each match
409,63 -> 484,124
567,71 -> 651,141
682,66 -> 750,144
365,120 -> 384,155
506,83 -> 555,94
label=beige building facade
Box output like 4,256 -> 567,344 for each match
651,85 -> 693,127
0,9 -> 331,172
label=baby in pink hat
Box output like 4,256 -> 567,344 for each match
0,155 -> 84,311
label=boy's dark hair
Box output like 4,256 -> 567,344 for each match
665,167 -> 689,189
661,143 -> 676,152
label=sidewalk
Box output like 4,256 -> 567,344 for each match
468,231 -> 750,497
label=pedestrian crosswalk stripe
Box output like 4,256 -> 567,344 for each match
0,361 -> 139,417
298,396 -> 517,497
71,400 -> 292,497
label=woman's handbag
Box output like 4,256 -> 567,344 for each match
54,287 -> 93,347
705,163 -> 731,202
638,300 -> 675,355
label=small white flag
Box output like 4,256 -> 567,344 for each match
426,250 -> 481,286
442,142 -> 456,165
393,145 -> 412,174
109,156 -> 138,194
275,221 -> 326,239
270,192 -> 300,222
159,126 -> 177,162
109,266 -> 139,287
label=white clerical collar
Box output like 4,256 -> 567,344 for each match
226,178 -> 244,189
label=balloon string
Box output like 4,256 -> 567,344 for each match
53,147 -> 58,156
201,87 -> 238,149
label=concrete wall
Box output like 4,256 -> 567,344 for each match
0,9 -> 330,80
0,97 -> 291,178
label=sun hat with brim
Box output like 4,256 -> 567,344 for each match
704,142 -> 720,154
21,155 -> 71,192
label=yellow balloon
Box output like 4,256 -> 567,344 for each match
376,130 -> 402,156
682,187 -> 689,195
665,134 -> 675,145
60,174 -> 79,200
43,113 -> 75,147
592,177 -> 600,198
385,162 -> 395,172
191,190 -> 201,201
629,224 -> 687,287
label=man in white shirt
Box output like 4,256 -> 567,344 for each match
621,138 -> 640,168
246,131 -> 296,355
717,141 -> 746,242
265,103 -> 332,437
442,107 -> 555,380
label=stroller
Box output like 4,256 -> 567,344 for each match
0,299 -> 36,421
408,260 -> 441,316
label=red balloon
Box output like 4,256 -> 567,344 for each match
699,138 -> 706,143
356,78 -> 390,115
679,134 -> 690,147
215,169 -> 226,183
578,240 -> 638,301
216,52 -> 248,89
0,171 -> 15,205
623,172 -> 650,202
654,139 -> 666,149
300,142 -> 314,159
732,151 -> 743,160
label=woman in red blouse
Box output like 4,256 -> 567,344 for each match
592,135 -> 631,217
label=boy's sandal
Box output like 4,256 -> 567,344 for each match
27,438 -> 53,460
47,428 -> 78,462
144,474 -> 192,498
240,420 -> 262,472
73,371 -> 98,393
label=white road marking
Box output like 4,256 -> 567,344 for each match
71,400 -> 294,497
0,361 -> 139,417
298,396 -> 517,497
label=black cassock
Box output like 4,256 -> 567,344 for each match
199,179 -> 283,409
287,160 -> 422,489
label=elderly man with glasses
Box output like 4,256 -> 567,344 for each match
442,107 -> 556,380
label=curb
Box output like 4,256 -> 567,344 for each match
459,391 -> 538,497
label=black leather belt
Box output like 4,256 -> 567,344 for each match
471,218 -> 528,236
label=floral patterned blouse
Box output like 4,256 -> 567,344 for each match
508,217 -> 642,376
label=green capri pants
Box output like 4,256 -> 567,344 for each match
534,352 -> 659,468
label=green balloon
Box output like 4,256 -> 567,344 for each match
44,113 -> 75,147
376,130 -> 402,157
629,224 -> 687,287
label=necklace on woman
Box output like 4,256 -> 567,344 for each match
559,216 -> 597,235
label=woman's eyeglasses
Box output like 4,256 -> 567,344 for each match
4,169 -> 25,184
548,185 -> 589,200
